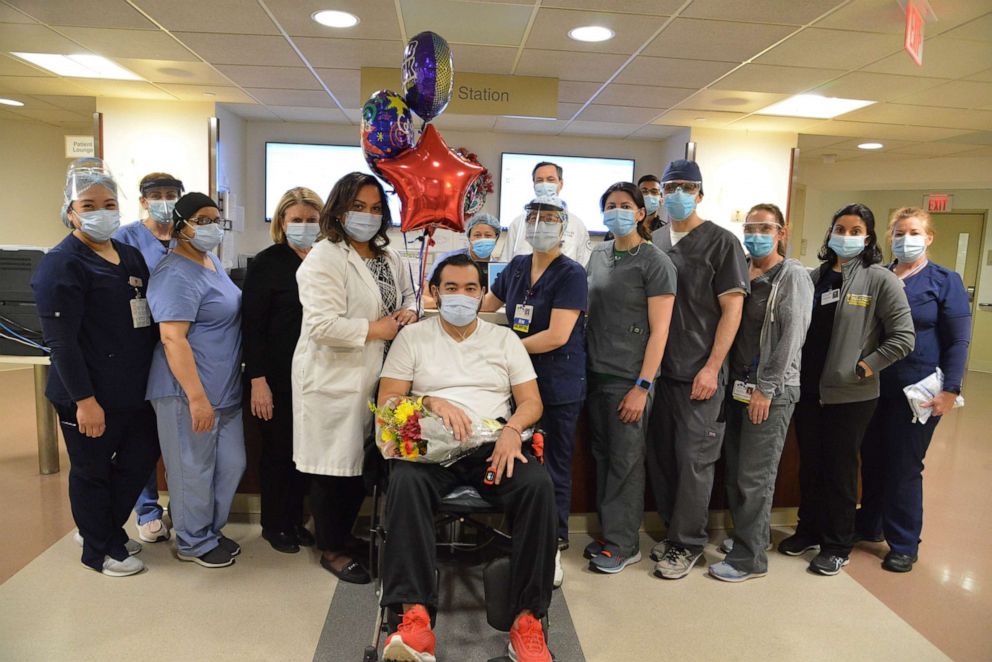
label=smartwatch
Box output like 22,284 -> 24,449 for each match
635,377 -> 653,392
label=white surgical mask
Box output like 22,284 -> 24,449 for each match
534,182 -> 557,198
892,235 -> 927,263
438,294 -> 479,327
525,221 -> 561,252
185,222 -> 224,252
76,209 -> 120,242
148,199 -> 175,224
286,223 -> 320,250
343,211 -> 382,242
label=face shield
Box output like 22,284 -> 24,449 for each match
61,158 -> 120,229
521,195 -> 567,253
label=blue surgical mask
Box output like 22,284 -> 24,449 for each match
744,233 -> 776,259
186,222 -> 224,252
525,221 -> 562,252
643,194 -> 660,215
470,238 -> 496,259
828,233 -> 866,259
148,199 -> 175,224
892,235 -> 927,263
343,211 -> 382,243
534,182 -> 557,198
286,223 -> 320,249
76,208 -> 120,242
664,190 -> 697,221
438,293 -> 480,327
603,208 -> 637,238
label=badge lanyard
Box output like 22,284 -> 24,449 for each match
513,286 -> 535,334
128,275 -> 151,329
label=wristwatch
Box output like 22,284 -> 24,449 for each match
635,377 -> 653,392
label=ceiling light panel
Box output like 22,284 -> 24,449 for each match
11,52 -> 142,80
755,94 -> 875,119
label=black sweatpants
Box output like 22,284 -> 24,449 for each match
309,474 -> 366,552
55,402 -> 161,571
259,390 -> 309,533
380,446 -> 556,618
793,396 -> 878,557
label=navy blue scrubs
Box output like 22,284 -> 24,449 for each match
31,233 -> 160,571
857,262 -> 971,557
491,254 -> 587,540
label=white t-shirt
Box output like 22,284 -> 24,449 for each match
381,317 -> 537,420
503,211 -> 592,267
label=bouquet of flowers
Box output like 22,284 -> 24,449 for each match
369,396 -> 530,466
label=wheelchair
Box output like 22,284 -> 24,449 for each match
361,431 -> 555,662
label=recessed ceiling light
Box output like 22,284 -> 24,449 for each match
11,52 -> 141,80
0,97 -> 24,106
755,94 -> 875,119
312,10 -> 359,28
857,142 -> 884,150
568,26 -> 614,42
203,91 -> 216,97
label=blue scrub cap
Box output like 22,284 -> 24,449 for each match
466,213 -> 501,236
662,159 -> 703,194
62,158 -> 119,228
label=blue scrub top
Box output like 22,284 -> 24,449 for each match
491,254 -> 587,405
145,251 -> 243,409
112,221 -> 173,271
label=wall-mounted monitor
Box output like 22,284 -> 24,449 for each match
498,152 -> 635,234
264,142 -> 401,224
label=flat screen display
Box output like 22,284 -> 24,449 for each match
498,152 -> 635,234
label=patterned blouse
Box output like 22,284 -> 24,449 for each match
363,255 -> 398,317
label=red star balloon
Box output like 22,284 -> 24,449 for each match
376,124 -> 484,234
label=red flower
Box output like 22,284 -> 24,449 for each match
399,412 -> 422,440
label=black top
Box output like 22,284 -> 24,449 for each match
800,269 -> 843,398
30,233 -> 156,411
242,242 -> 304,393
730,261 -> 783,381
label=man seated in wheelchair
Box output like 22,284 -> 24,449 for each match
377,252 -> 556,662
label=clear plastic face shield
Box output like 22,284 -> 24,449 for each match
62,158 -> 121,229
521,195 -> 567,254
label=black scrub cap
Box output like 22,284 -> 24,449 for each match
173,192 -> 218,223
662,159 -> 704,194
140,177 -> 184,196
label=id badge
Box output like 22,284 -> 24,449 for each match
512,304 -> 534,333
821,288 -> 840,306
732,380 -> 756,404
130,297 -> 151,329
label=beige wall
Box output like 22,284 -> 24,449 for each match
0,118 -> 90,249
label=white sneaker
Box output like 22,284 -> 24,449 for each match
553,549 -> 564,588
75,530 -> 142,556
99,555 -> 144,577
137,519 -> 171,543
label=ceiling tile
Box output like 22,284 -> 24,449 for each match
796,133 -> 849,149
562,120 -> 641,137
0,76 -> 92,95
711,63 -> 845,94
627,123 -> 686,140
156,83 -> 253,103
886,141 -> 989,157
172,33 -> 301,66
652,109 -> 746,128
939,130 -> 992,145
431,113 -> 498,131
399,0 -> 533,47
245,88 -> 336,108
314,68 -> 361,106
2,106 -> 90,123
0,107 -> 37,121
0,23 -> 88,53
268,105 -> 349,123
811,71 -> 945,103
294,37 -> 400,69
58,27 -> 197,60
69,78 -> 179,100
541,0 -> 684,14
681,89 -> 787,113
118,59 -> 231,86
265,0 -> 400,40
493,116 -> 570,134
642,18 -> 794,62
595,83 -> 694,109
29,94 -> 96,113
515,49 -> 627,82
7,0 -> 155,29
525,8 -> 668,56
215,65 -> 320,90
0,5 -> 35,23
134,0 -> 279,35
940,11 -> 992,41
951,145 -> 992,156
864,35 -> 992,78
898,79 -> 992,110
577,104 -> 661,123
341,108 -> 362,122
0,54 -> 53,76
756,28 -> 904,70
728,115 -> 822,132
615,56 -> 737,88
801,119 -> 971,141
450,45 -> 517,75
820,0 -> 991,37
558,80 -> 600,103
968,68 -> 992,82
218,103 -> 281,120
841,103 -> 992,131
681,0 -> 845,25
557,102 -> 583,119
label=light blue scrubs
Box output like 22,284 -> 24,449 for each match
112,220 -> 174,525
146,251 -> 245,556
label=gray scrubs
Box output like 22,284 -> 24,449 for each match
586,240 -> 676,552
647,221 -> 749,553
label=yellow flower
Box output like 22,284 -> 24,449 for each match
381,428 -> 396,443
394,400 -> 415,424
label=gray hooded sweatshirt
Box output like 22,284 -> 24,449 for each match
751,258 -> 815,398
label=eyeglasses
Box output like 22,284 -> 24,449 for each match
662,181 -> 701,195
187,216 -> 231,229
743,223 -> 782,234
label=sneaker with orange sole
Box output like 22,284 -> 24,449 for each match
508,612 -> 552,662
383,605 -> 436,662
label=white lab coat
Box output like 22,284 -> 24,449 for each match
292,239 -> 415,476
502,211 -> 592,267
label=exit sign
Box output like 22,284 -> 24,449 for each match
904,0 -> 925,66
924,193 -> 953,213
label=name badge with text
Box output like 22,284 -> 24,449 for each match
732,380 -> 756,404
821,289 -> 840,306
130,297 -> 151,329
512,304 -> 534,333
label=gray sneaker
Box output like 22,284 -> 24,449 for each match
589,544 -> 642,574
649,539 -> 670,562
653,543 -> 703,580
708,560 -> 766,583
74,531 -> 142,556
718,538 -> 734,554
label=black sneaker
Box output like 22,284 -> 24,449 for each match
882,551 -> 917,573
217,535 -> 241,557
263,528 -> 300,554
557,536 -> 570,551
778,533 -> 820,556
178,545 -> 235,568
808,552 -> 849,576
294,525 -> 316,547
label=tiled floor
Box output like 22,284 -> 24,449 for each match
1,365 -> 990,661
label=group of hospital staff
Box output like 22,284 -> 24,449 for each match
32,153 -> 970,585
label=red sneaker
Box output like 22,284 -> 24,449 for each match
383,605 -> 436,662
508,613 -> 551,662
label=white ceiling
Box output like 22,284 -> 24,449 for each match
0,0 -> 989,160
